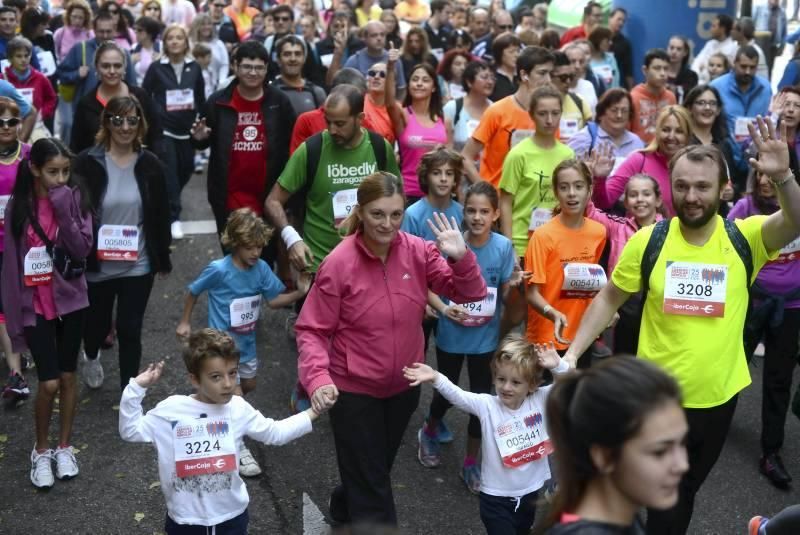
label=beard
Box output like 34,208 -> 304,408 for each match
674,198 -> 719,228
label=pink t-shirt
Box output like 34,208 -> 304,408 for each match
398,107 -> 447,198
0,143 -> 31,253
27,197 -> 58,320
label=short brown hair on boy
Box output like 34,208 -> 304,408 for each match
417,145 -> 464,195
220,208 -> 274,251
183,328 -> 240,376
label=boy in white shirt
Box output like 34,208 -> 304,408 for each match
404,335 -> 568,535
119,329 -> 318,533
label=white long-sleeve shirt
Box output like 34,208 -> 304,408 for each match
119,380 -> 313,526
432,359 -> 569,498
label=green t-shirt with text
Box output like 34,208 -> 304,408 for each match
499,137 -> 574,256
278,129 -> 400,272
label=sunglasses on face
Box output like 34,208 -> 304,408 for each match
367,69 -> 386,78
108,115 -> 140,127
554,73 -> 574,82
0,117 -> 20,128
496,24 -> 513,31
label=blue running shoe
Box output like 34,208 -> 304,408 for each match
417,428 -> 441,468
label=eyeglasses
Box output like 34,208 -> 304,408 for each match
367,69 -> 386,78
554,73 -> 575,82
108,115 -> 140,127
496,24 -> 513,31
607,106 -> 630,117
693,99 -> 718,109
367,32 -> 386,38
476,73 -> 496,81
238,63 -> 267,73
0,117 -> 20,128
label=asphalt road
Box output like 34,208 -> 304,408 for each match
0,171 -> 799,535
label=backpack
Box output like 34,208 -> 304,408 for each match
640,218 -> 754,301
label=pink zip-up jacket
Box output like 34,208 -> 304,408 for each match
297,230 -> 487,399
585,202 -> 664,273
592,151 -> 675,217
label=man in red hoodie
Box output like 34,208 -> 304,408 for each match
630,48 -> 676,143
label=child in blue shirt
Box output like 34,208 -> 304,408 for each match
176,208 -> 311,477
416,181 -> 523,495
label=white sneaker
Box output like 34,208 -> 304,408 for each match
81,351 -> 104,389
238,446 -> 262,477
171,221 -> 184,240
54,446 -> 79,480
30,448 -> 54,488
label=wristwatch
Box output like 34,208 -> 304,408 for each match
770,170 -> 794,187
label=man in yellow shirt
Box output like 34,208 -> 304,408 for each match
564,118 -> 800,535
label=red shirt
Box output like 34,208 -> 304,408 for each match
226,87 -> 268,214
289,106 -> 379,154
560,25 -> 587,47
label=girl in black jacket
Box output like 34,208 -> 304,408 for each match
142,24 -> 204,240
73,95 -> 171,392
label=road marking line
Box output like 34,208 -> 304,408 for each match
303,492 -> 331,535
179,220 -> 217,235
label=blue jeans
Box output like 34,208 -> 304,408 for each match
165,509 -> 248,534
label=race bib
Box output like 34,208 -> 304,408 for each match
24,245 -> 52,286
777,236 -> 800,263
0,194 -> 9,221
528,207 -> 552,231
166,89 -> 194,111
593,64 -> 614,86
734,117 -> 756,139
229,295 -> 261,333
332,188 -> 358,226
173,417 -> 237,478
663,261 -> 728,317
494,409 -> 552,468
19,88 -> 33,105
97,224 -> 139,261
559,117 -> 579,140
460,287 -> 498,327
510,129 -> 534,148
561,263 -> 607,298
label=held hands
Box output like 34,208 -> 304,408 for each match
403,362 -> 438,386
508,262 -> 531,288
424,304 -> 439,320
134,361 -> 165,388
427,212 -> 467,261
296,270 -> 313,295
441,305 -> 468,324
585,142 -> 615,178
310,384 -> 339,414
191,118 -> 211,141
288,241 -> 314,271
748,116 -> 790,178
534,342 -> 561,370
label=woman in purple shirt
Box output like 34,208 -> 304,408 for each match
729,167 -> 800,491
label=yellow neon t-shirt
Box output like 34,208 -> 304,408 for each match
611,215 -> 777,408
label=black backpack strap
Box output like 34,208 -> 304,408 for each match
304,132 -> 324,191
568,92 -> 584,115
453,97 -> 464,127
722,218 -> 754,287
367,130 -> 387,171
640,219 -> 670,299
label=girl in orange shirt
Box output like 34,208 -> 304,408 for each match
524,159 -> 607,368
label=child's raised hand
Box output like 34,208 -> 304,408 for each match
135,361 -> 165,388
296,271 -> 313,294
534,342 -> 561,370
403,363 -> 437,386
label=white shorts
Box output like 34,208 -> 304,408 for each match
237,358 -> 258,381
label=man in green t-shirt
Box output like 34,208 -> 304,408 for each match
564,118 -> 800,535
264,85 -> 400,273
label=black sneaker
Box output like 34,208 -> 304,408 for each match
2,372 -> 30,407
760,453 -> 792,489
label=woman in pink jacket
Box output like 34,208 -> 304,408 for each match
592,105 -> 693,218
296,171 -> 486,531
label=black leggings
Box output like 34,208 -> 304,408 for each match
429,348 -> 493,438
26,310 -> 85,382
646,395 -> 739,535
83,273 -> 154,390
163,136 -> 195,222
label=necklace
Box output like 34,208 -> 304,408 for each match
0,141 -> 21,164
